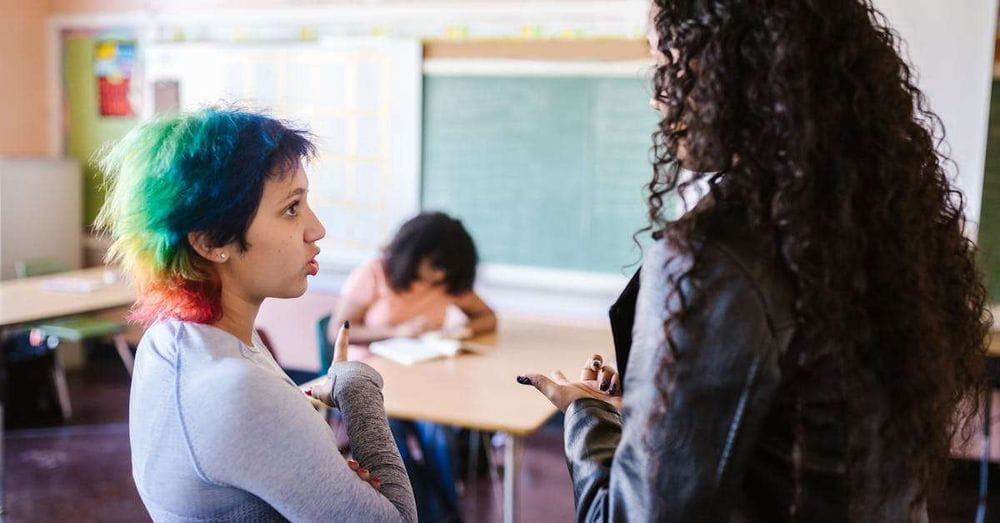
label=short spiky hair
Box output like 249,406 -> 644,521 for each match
96,108 -> 314,325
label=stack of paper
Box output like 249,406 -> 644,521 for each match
369,333 -> 462,365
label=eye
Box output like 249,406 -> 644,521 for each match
285,202 -> 300,217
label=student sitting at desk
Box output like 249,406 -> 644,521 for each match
330,211 -> 497,522
97,108 -> 416,521
330,211 -> 497,344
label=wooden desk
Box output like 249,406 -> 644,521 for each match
0,267 -> 135,328
305,318 -> 614,523
0,266 -> 135,516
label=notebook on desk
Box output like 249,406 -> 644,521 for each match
40,277 -> 104,293
369,333 -> 463,365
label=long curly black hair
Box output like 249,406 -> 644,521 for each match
646,0 -> 992,509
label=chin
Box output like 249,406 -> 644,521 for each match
273,279 -> 308,299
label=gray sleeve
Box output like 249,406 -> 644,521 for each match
182,360 -> 416,522
326,361 -> 417,521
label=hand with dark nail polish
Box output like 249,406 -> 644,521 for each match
518,353 -> 623,412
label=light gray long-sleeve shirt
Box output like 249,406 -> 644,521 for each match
129,320 -> 416,522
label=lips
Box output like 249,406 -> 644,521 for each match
306,249 -> 320,276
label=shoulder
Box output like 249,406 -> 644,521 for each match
138,320 -> 235,364
178,349 -> 308,443
361,257 -> 386,277
344,258 -> 388,290
160,322 -> 278,411
649,204 -> 797,329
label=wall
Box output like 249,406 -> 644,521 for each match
63,33 -> 139,224
875,0 -> 999,235
0,0 -> 49,155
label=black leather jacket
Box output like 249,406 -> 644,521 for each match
564,206 -> 926,522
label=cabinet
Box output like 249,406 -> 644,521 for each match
0,158 -> 82,280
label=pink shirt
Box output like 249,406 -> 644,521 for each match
340,258 -> 472,330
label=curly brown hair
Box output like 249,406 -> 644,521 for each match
645,0 -> 992,509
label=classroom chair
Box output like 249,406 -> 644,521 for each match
15,258 -> 134,419
317,313 -> 334,375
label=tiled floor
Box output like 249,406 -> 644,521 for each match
3,358 -> 998,522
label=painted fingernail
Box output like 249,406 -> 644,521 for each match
347,459 -> 358,469
609,383 -> 618,395
371,478 -> 381,489
592,360 -> 601,370
600,380 -> 610,391
304,389 -> 313,396
516,375 -> 531,385
359,468 -> 369,477
344,320 -> 350,329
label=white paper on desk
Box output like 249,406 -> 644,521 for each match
369,333 -> 462,365
40,277 -> 103,293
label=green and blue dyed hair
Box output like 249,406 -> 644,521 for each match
95,108 -> 315,325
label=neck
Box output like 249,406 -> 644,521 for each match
213,284 -> 261,346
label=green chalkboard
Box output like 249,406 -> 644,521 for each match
421,75 -> 660,274
981,81 -> 1000,301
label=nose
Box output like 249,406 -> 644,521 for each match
649,96 -> 665,114
305,206 -> 326,243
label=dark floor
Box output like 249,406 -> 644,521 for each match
3,359 -> 999,522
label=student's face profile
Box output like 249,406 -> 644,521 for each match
646,11 -> 671,115
417,258 -> 447,287
647,6 -> 696,167
219,163 -> 326,301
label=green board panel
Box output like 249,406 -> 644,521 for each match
982,81 -> 1000,302
421,75 -> 659,274
64,35 -> 138,226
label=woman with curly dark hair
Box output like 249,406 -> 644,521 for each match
519,0 -> 993,520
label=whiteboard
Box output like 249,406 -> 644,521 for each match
142,38 -> 423,269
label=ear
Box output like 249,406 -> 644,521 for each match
187,232 -> 230,264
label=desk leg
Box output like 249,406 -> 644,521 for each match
503,433 -> 522,523
1,400 -> 4,518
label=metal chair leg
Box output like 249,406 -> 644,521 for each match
112,333 -> 134,376
486,432 -> 503,512
52,358 -> 72,419
468,429 -> 481,483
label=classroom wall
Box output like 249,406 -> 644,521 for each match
874,0 -> 998,234
48,0 -> 596,14
63,33 -> 139,225
0,0 -> 49,155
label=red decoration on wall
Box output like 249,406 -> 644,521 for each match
98,76 -> 133,117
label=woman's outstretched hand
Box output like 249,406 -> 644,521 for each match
518,353 -> 623,412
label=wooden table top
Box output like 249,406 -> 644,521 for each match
310,317 -> 615,436
0,267 -> 136,328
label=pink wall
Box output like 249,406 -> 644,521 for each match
256,288 -> 338,372
0,0 -> 50,155
49,0 -> 319,12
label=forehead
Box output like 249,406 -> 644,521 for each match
262,162 -> 307,197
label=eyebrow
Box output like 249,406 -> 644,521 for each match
283,187 -> 307,201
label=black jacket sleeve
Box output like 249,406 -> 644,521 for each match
564,242 -> 791,522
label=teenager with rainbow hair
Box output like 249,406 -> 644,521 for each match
97,108 -> 416,521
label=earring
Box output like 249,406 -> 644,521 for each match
219,253 -> 227,260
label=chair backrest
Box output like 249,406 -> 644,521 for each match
15,258 -> 69,279
316,313 -> 333,375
